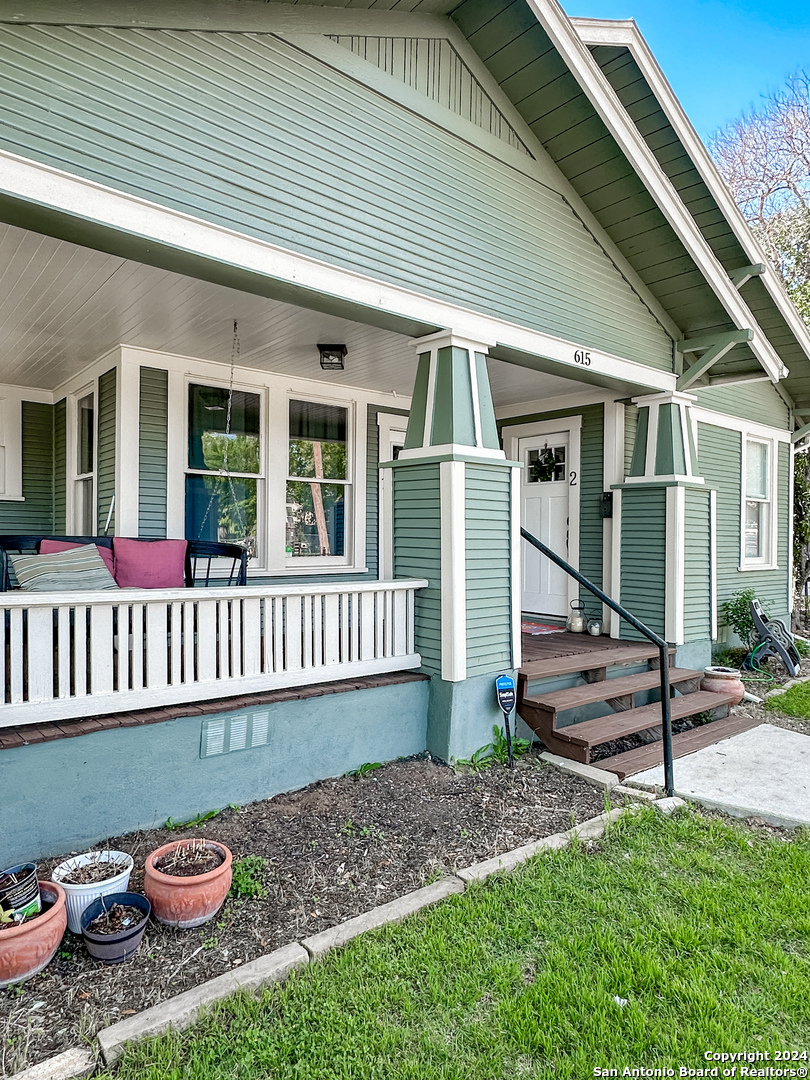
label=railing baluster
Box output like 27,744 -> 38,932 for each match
324,593 -> 339,665
130,603 -> 144,690
90,605 -> 114,695
360,591 -> 375,661
26,607 -> 54,703
196,600 -> 217,683
72,607 -> 87,698
170,602 -> 183,685
145,603 -> 168,689
285,596 -> 302,671
116,604 -> 130,692
243,597 -> 261,676
56,605 -> 71,698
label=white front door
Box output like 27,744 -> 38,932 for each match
519,432 -> 572,616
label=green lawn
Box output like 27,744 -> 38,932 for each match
766,680 -> 810,718
101,809 -> 810,1080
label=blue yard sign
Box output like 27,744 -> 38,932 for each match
495,674 -> 517,770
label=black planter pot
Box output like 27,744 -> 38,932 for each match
80,892 -> 150,964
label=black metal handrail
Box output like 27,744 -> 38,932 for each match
520,526 -> 674,797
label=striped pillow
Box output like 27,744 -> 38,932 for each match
9,546 -> 119,592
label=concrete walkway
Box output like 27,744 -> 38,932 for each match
629,723 -> 810,828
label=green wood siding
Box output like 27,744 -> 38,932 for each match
697,423 -> 790,624
466,464 -> 511,676
53,397 -> 66,533
328,34 -> 530,154
684,487 -> 711,643
0,401 -> 55,533
138,366 -> 168,538
500,404 -> 604,604
96,367 -> 116,535
392,463 -> 441,674
0,24 -> 672,370
620,486 -> 666,640
693,384 -> 790,430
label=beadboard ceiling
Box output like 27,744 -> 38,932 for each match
0,223 -> 581,407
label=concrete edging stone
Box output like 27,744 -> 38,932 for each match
539,751 -> 620,789
21,803 -> 664,1078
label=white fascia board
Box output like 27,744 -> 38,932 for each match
572,15 -> 810,373
529,1 -> 786,384
0,148 -> 675,397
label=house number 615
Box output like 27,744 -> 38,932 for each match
574,349 -> 592,366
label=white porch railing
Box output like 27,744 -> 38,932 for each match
0,579 -> 427,728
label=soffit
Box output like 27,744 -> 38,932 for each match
450,0 -> 790,388
0,222 -> 582,408
585,40 -> 810,407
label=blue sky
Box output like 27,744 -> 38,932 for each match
564,0 -> 810,139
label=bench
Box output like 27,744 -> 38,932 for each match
749,598 -> 801,677
0,536 -> 248,592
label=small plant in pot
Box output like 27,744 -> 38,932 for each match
144,839 -> 232,929
80,892 -> 150,964
52,850 -> 134,934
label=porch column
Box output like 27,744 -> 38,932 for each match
381,331 -> 521,762
614,392 -> 713,668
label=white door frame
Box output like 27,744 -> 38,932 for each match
503,416 -> 582,612
378,412 -> 408,579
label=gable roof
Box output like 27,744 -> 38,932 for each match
0,0 -> 807,410
452,0 -> 810,398
572,16 -> 810,410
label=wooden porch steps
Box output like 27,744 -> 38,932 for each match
532,689 -> 736,756
597,713 -> 763,781
522,667 -> 701,716
518,642 -> 668,683
517,635 -> 742,770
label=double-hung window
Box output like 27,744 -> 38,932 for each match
286,399 -> 349,560
185,383 -> 262,558
742,437 -> 773,566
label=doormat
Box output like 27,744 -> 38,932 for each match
521,620 -> 565,635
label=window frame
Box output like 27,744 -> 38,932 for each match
184,377 -> 267,567
68,384 -> 97,534
284,392 -> 355,569
739,434 -> 778,571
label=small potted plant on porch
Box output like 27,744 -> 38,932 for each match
144,839 -> 232,928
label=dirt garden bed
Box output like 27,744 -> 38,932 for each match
0,750 -> 606,1076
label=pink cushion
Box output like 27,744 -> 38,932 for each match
40,539 -> 115,576
113,538 -> 187,589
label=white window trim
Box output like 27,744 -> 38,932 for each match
739,434 -> 779,572
284,391 -> 357,570
184,375 -> 267,568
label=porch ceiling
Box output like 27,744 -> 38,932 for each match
0,222 -> 581,408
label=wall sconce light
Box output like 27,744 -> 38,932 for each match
318,344 -> 348,371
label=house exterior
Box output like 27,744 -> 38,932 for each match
1,0 -> 808,863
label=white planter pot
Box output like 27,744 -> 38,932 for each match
51,850 -> 134,934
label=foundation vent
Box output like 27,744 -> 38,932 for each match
201,711 -> 271,757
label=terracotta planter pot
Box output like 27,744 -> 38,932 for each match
0,881 -> 67,988
701,665 -> 746,706
144,840 -> 232,929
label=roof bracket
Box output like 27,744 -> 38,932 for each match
792,421 -> 810,445
677,329 -> 754,391
729,264 -> 766,288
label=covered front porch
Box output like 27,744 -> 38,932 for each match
0,208 -> 677,739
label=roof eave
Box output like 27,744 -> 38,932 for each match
571,14 -> 810,378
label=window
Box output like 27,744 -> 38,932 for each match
742,437 -> 773,566
286,399 -> 349,559
185,383 -> 262,558
75,393 -> 94,534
